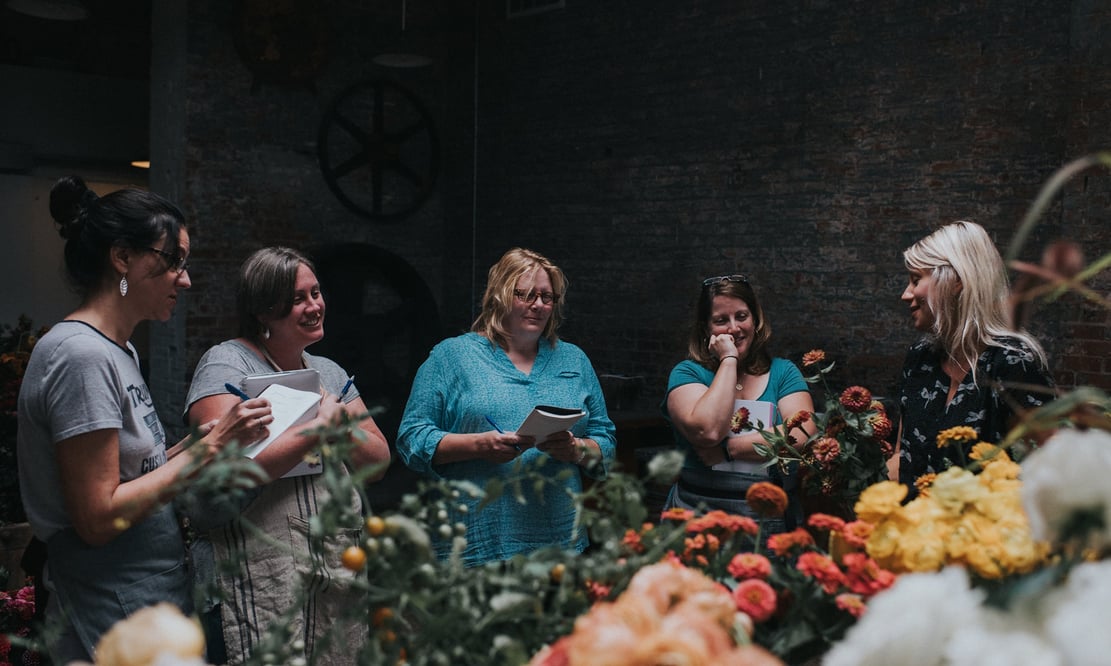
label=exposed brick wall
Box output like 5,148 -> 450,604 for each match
165,0 -> 1110,437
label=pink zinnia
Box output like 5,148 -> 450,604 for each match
732,579 -> 778,623
840,520 -> 874,549
812,437 -> 841,467
796,551 -> 846,594
727,552 -> 772,581
766,528 -> 815,557
841,552 -> 896,597
806,513 -> 846,533
802,349 -> 826,367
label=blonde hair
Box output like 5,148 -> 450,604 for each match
471,247 -> 567,349
903,220 -> 1047,380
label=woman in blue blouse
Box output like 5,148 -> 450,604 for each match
662,275 -> 815,533
397,248 -> 616,566
895,221 -> 1054,491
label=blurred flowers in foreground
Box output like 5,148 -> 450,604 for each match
854,431 -> 1048,579
825,425 -> 1111,666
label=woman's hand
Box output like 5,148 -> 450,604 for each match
316,392 -> 345,425
536,430 -> 579,463
475,431 -> 533,463
708,333 -> 739,361
198,397 -> 273,459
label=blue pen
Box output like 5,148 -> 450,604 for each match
485,415 -> 521,452
484,415 -> 504,433
225,382 -> 250,401
340,375 -> 355,399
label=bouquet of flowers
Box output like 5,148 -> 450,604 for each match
754,349 -> 895,518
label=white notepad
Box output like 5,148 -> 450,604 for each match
241,383 -> 323,478
516,405 -> 586,441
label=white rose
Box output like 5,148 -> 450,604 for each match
1020,428 -> 1111,549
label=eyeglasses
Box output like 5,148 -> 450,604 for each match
513,288 -> 559,305
147,247 -> 189,274
701,274 -> 748,287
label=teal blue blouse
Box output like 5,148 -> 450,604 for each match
397,332 -> 616,566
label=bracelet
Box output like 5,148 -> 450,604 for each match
721,441 -> 733,462
720,355 -> 739,362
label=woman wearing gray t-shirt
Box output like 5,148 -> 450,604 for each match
16,176 -> 271,664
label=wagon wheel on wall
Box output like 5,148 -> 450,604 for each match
317,79 -> 440,222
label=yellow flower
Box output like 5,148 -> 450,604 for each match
854,481 -> 907,524
929,468 -> 985,518
935,426 -> 979,449
969,442 -> 1008,463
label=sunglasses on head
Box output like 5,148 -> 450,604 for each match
701,274 -> 748,287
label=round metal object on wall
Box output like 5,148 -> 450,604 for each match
317,79 -> 440,222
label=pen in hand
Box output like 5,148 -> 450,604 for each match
225,382 -> 251,401
485,415 -> 520,452
340,375 -> 355,399
484,415 -> 504,433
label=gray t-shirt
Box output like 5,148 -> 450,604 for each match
17,321 -> 169,541
184,339 -> 357,413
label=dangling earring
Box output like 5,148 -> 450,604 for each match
262,326 -> 270,340
119,275 -> 129,297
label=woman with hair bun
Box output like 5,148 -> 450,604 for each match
895,220 -> 1055,490
16,176 -> 271,663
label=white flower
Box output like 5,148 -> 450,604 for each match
1021,428 -> 1111,549
823,567 -> 985,666
1043,560 -> 1111,665
943,606 -> 1062,666
646,449 -> 684,482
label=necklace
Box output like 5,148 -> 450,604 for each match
258,339 -> 307,372
735,372 -> 744,392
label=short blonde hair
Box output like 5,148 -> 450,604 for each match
903,220 -> 1046,379
471,248 -> 567,349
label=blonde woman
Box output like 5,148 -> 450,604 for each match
397,248 -> 616,566
895,220 -> 1054,488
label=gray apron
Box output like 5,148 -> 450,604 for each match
45,503 -> 192,661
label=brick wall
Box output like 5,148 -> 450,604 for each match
163,0 -> 1110,437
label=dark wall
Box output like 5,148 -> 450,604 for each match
165,0 -> 1111,436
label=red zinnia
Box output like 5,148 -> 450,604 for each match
797,551 -> 846,594
801,349 -> 826,367
839,386 -> 873,413
841,552 -> 896,597
766,528 -> 815,556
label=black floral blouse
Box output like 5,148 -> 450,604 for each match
897,336 -> 1054,490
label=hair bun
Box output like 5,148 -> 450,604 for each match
50,175 -> 96,240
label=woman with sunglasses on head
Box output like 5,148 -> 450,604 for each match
895,221 -> 1054,493
397,247 -> 616,566
662,274 -> 816,532
16,176 -> 270,664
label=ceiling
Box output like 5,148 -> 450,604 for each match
1,0 -> 151,80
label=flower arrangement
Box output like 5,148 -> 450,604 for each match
527,560 -> 781,666
824,425 -> 1111,666
853,429 -> 1049,579
614,482 -> 896,665
753,349 -> 894,517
